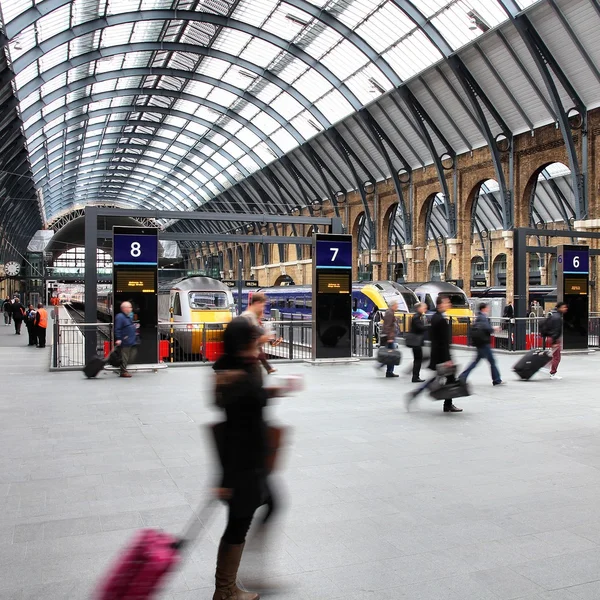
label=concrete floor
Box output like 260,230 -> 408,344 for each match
1,320 -> 600,599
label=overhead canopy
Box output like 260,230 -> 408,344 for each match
0,0 -> 598,244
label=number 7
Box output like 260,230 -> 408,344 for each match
330,247 -> 338,261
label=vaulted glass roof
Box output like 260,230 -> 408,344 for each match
0,0 -> 538,223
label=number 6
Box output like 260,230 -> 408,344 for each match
574,256 -> 580,268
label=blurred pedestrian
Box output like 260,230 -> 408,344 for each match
460,303 -> 503,386
114,301 -> 138,378
2,297 -> 11,325
241,292 -> 276,375
543,302 -> 568,380
408,302 -> 427,382
25,304 -> 37,346
11,296 -> 25,335
34,303 -> 48,348
376,299 -> 399,378
406,295 -> 463,413
211,317 -> 293,600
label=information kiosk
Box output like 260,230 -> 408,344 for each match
113,226 -> 159,363
556,244 -> 589,350
312,233 -> 353,360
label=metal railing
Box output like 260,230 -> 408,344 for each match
52,321 -> 113,368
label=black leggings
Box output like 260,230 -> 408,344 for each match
412,346 -> 423,380
223,510 -> 254,545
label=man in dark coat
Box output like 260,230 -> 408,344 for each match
11,296 -> 25,335
377,299 -> 399,378
406,295 -> 463,412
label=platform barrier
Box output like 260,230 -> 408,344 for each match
52,322 -> 113,368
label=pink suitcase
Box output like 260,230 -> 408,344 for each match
95,502 -> 214,600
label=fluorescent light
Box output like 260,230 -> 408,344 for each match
286,14 -> 310,27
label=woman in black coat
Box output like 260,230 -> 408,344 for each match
211,317 -> 289,600
409,303 -> 428,382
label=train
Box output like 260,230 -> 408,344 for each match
405,281 -> 472,320
231,280 -> 419,321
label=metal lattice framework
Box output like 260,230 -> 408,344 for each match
1,0 -> 599,256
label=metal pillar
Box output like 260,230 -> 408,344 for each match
513,228 -> 528,350
84,205 -> 98,363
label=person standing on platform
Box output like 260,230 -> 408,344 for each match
2,297 -> 11,326
459,303 -> 503,386
34,304 -> 48,348
115,301 -> 138,378
25,304 -> 37,346
503,300 -> 514,320
543,302 -> 568,380
406,295 -> 463,412
241,292 -> 276,375
409,302 -> 428,383
11,296 -> 25,335
377,299 -> 399,378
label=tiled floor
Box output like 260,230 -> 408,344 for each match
2,320 -> 600,599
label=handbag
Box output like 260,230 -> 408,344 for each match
405,332 -> 423,348
429,378 -> 471,400
377,345 -> 401,366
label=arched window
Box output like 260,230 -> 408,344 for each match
493,254 -> 507,286
428,260 -> 441,281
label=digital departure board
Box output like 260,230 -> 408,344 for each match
115,271 -> 156,293
317,272 -> 351,294
565,278 -> 588,295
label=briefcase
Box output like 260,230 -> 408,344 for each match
377,345 -> 402,366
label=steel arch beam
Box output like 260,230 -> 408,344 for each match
499,0 -> 587,219
20,71 -> 305,145
27,107 -> 265,169
30,120 -> 247,177
36,135 -> 234,192
11,10 -> 362,110
23,87 -> 286,157
360,109 -> 412,243
16,43 -> 331,129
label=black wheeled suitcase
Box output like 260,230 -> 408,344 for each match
513,349 -> 552,380
83,357 -> 106,378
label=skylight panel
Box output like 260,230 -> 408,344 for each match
92,80 -> 118,94
232,0 -> 278,28
269,94 -> 303,121
262,5 -> 309,42
303,27 -> 343,62
321,39 -> 370,81
255,83 -> 281,104
345,64 -> 393,104
383,30 -> 442,80
212,152 -> 231,169
356,3 -> 415,54
411,0 -> 452,18
7,24 -> 36,59
270,128 -> 298,153
251,112 -> 279,136
207,87 -> 238,109
0,0 -> 32,24
205,180 -> 220,195
240,38 -> 281,69
131,19 -> 165,43
195,105 -> 220,122
203,162 -> 219,177
174,99 -> 200,114
101,23 -> 135,47
277,57 -> 308,85
184,80 -> 213,98
235,127 -> 261,149
290,112 -> 323,139
212,29 -> 253,55
238,103 -> 260,121
165,115 -> 188,128
294,69 -> 333,103
40,73 -> 68,97
106,0 -> 141,16
222,141 -> 244,159
221,119 -> 243,135
39,45 -> 69,73
314,89 -> 354,124
252,142 -> 277,165
197,57 -> 230,79
185,122 -> 209,136
20,90 -> 40,112
15,64 -> 38,90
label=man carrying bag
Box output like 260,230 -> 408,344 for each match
376,300 -> 400,378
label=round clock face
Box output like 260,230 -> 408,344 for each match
5,262 -> 20,276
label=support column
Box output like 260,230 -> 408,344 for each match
84,206 -> 98,363
513,228 -> 528,350
502,230 -> 516,304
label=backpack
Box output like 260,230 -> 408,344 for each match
539,314 -> 552,337
470,323 -> 488,348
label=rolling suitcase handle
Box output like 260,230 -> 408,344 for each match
173,498 -> 218,550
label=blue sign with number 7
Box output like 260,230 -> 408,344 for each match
315,236 -> 352,268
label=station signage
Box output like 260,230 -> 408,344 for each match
315,235 -> 352,269
113,229 -> 159,265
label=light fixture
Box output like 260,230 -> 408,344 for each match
238,70 -> 257,80
467,10 -> 490,33
286,13 -> 310,27
307,119 -> 321,132
368,77 -> 386,95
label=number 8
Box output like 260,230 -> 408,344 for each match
131,242 -> 141,257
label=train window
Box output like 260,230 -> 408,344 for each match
305,300 -> 312,309
425,294 -> 435,311
173,293 -> 182,316
448,293 -> 469,308
402,293 -> 417,311
188,292 -> 228,309
296,299 -> 304,308
278,299 -> 285,308
287,299 -> 295,308
353,298 -> 358,311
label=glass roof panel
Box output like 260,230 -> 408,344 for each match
0,0 -> 523,219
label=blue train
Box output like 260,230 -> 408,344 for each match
232,280 -> 418,320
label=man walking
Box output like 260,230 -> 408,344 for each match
460,303 -> 503,386
2,297 -> 11,326
115,301 -> 138,378
11,296 -> 25,335
406,296 -> 462,412
34,303 -> 48,348
240,292 -> 276,373
377,299 -> 399,378
544,302 -> 568,380
25,304 -> 37,346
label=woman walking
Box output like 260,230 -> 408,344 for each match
409,303 -> 428,383
211,317 -> 290,600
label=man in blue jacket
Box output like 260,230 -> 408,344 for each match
115,301 -> 138,378
460,303 -> 503,386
